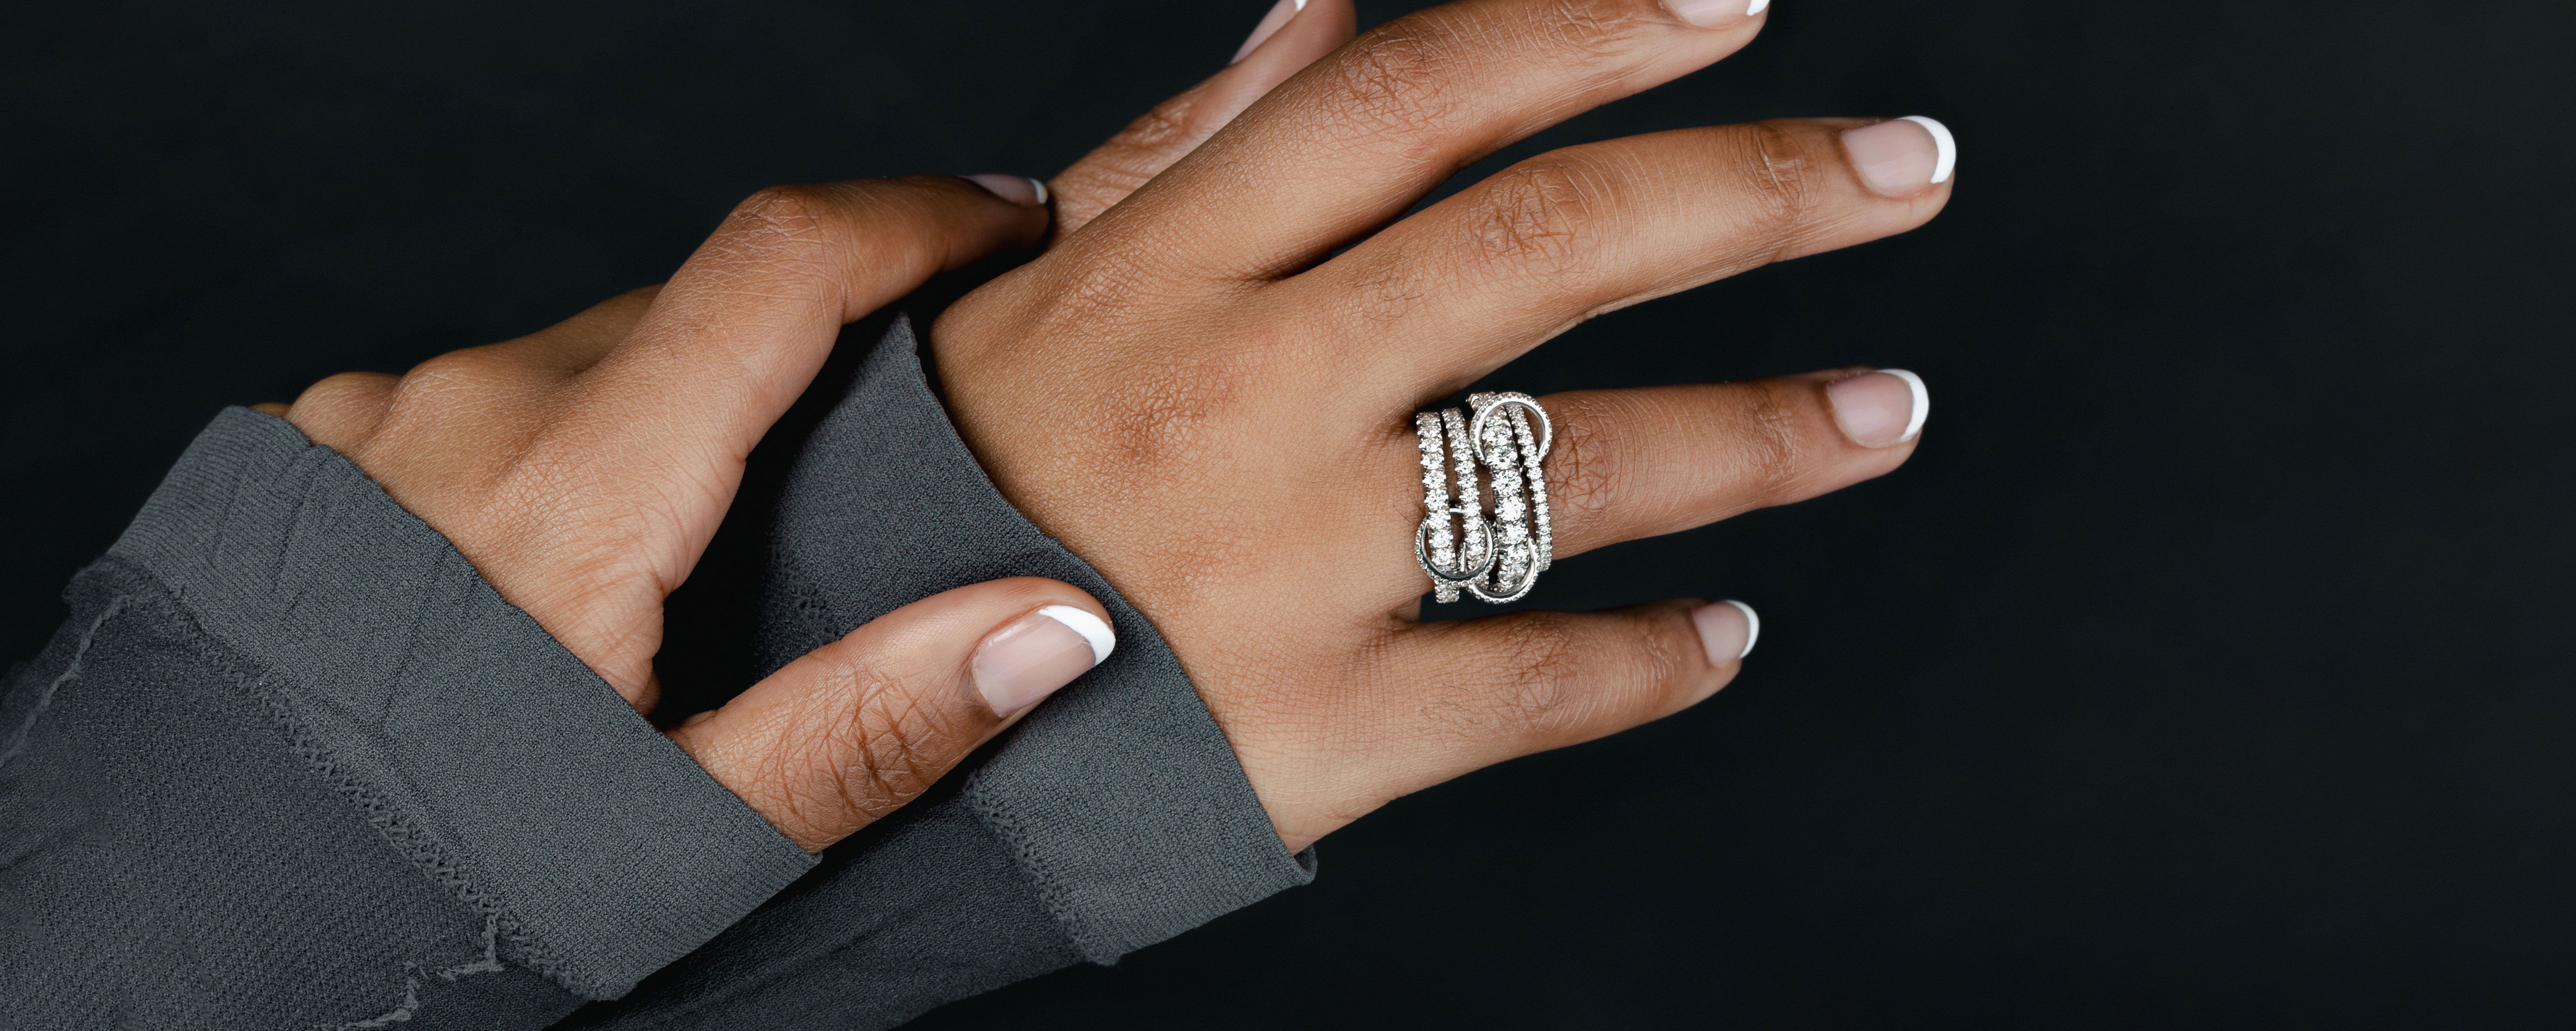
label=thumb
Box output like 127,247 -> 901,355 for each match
668,577 -> 1115,852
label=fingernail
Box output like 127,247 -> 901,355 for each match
1232,0 -> 1306,64
970,605 -> 1115,717
1693,601 -> 1761,663
1826,369 -> 1930,447
965,174 -> 1050,207
1669,0 -> 1762,25
1842,115 -> 1957,196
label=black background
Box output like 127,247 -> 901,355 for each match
5,0 -> 2571,1026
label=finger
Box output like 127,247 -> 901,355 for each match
585,176 -> 1050,441
1528,368 -> 1932,560
277,286 -> 666,453
1267,598 -> 1757,849
281,371 -> 398,452
1049,0 -> 1357,239
1070,0 -> 1769,281
1310,118 -> 1956,393
542,176 -> 1047,568
668,577 -> 1116,852
479,285 -> 663,374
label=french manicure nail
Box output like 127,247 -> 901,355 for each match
1232,0 -> 1306,64
1693,600 -> 1761,663
1826,369 -> 1930,448
1669,0 -> 1760,25
970,605 -> 1115,717
1842,115 -> 1957,196
965,174 -> 1049,207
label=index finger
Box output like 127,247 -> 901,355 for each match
567,175 -> 1047,486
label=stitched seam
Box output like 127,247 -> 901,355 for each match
0,597 -> 127,772
76,559 -> 595,996
335,913 -> 507,1031
963,776 -> 1113,963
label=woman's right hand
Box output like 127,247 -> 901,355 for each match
939,0 -> 1957,850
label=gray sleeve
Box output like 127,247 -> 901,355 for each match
2,313 -> 1306,1030
0,410 -> 817,1028
562,315 -> 1313,1031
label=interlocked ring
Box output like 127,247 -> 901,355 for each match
1413,393 -> 1555,604
1415,411 -> 1496,603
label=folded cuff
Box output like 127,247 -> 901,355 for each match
105,409 -> 816,999
759,314 -> 1313,964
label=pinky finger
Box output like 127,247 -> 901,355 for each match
1410,598 -> 1757,765
1270,598 -> 1758,850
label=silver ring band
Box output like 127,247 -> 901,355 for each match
1415,411 -> 1495,603
1414,393 -> 1555,604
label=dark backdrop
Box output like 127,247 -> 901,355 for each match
5,0 -> 2570,1025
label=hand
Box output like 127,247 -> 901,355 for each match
254,5 -> 1361,852
267,178 -> 1110,853
933,0 -> 1957,850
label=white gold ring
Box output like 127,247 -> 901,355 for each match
1414,393 -> 1555,604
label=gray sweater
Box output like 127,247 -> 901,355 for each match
0,316 -> 1310,1029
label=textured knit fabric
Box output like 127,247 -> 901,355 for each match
0,568 -> 581,1030
1,316 -> 1308,1029
1,407 -> 815,1025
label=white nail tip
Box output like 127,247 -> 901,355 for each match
1722,601 -> 1762,660
1898,115 -> 1956,185
1746,0 -> 1771,13
1880,368 -> 1931,442
1036,605 -> 1116,665
1026,177 -> 1050,206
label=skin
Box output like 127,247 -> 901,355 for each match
941,0 -> 1948,850
269,0 -> 1949,855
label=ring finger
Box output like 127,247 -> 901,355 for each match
1364,367 -> 1930,601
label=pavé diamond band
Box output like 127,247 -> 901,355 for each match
1414,393 -> 1554,604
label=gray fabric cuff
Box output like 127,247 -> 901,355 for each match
759,314 -> 1313,963
104,410 -> 817,999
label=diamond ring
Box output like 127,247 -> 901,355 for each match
1414,393 -> 1554,604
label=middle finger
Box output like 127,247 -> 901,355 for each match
1070,0 -> 1770,282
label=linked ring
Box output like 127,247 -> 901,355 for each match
1414,393 -> 1555,604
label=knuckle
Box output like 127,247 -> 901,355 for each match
1482,616 -> 1594,742
1105,98 -> 1202,164
1321,23 -> 1463,148
1728,122 -> 1831,254
400,345 -> 526,396
1734,381 -> 1816,505
719,184 -> 856,272
806,664 -> 973,825
286,371 -> 398,447
1627,611 -> 1698,700
1467,157 -> 1616,281
1065,100 -> 1206,206
1541,396 -> 1622,529
293,370 -> 395,411
1529,0 -> 1658,63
